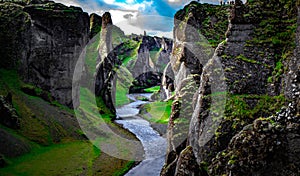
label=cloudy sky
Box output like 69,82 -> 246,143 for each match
54,0 -> 224,38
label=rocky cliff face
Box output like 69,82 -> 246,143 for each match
132,36 -> 155,79
162,0 -> 300,175
161,2 -> 229,175
94,12 -> 119,115
159,2 -> 229,101
0,0 -> 90,108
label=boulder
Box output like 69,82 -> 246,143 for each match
0,128 -> 31,158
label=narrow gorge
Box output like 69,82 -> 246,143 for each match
0,0 -> 299,176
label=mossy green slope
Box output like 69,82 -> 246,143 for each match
0,69 -> 139,175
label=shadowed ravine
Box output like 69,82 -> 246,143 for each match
115,94 -> 167,176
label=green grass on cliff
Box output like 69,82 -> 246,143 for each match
84,35 -> 141,108
181,2 -> 229,48
85,33 -> 101,76
224,94 -> 286,129
79,87 -> 112,119
115,81 -> 131,107
0,69 -> 54,145
115,64 -> 134,107
141,100 -> 172,124
112,161 -> 136,176
144,86 -> 160,93
0,69 -> 21,94
120,41 -> 141,70
245,0 -> 297,87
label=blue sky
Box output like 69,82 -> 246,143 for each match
54,0 -> 222,37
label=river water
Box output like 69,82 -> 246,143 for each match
115,93 -> 167,176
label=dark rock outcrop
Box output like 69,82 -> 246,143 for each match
0,2 -> 31,70
0,1 -> 90,108
173,146 -> 201,176
129,71 -> 161,93
207,1 -> 299,175
101,12 -> 112,29
98,12 -> 113,59
89,13 -> 102,39
160,62 -> 175,100
95,51 -> 121,116
0,93 -> 20,129
154,37 -> 173,73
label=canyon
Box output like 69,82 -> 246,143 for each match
0,0 -> 299,175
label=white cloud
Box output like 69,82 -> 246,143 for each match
100,0 -> 152,11
112,11 -> 173,38
148,30 -> 173,38
126,0 -> 135,4
129,14 -> 173,31
109,9 -> 137,25
103,0 -> 115,4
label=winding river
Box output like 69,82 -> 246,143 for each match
115,93 -> 167,176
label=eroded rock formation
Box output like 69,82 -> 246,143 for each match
129,36 -> 173,93
95,12 -> 121,115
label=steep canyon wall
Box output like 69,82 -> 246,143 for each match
0,0 -> 90,108
162,0 -> 300,175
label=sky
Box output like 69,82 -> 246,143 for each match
54,0 -> 225,38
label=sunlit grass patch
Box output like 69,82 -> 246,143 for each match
115,81 -> 131,107
0,141 -> 100,176
141,100 -> 172,124
144,86 -> 160,93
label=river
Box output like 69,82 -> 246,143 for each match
115,93 -> 167,176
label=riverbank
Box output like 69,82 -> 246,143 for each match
115,93 -> 167,176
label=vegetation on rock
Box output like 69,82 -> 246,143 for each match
162,0 -> 300,175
